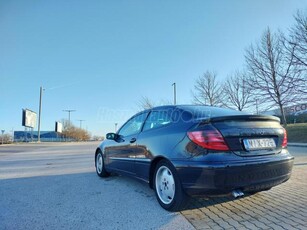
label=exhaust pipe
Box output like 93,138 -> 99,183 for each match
232,190 -> 244,198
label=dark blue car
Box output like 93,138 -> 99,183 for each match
95,105 -> 293,211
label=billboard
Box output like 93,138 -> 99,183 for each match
263,103 -> 307,116
284,103 -> 307,115
55,122 -> 63,133
22,109 -> 37,128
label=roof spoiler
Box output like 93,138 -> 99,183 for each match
198,115 -> 280,124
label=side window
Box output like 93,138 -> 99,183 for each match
118,112 -> 148,137
143,110 -> 172,131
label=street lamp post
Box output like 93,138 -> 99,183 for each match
11,128 -> 14,143
172,83 -> 176,105
37,86 -> 44,142
115,123 -> 118,132
77,119 -> 85,129
63,110 -> 76,127
256,99 -> 259,115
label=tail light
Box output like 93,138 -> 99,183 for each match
282,128 -> 287,148
188,125 -> 229,151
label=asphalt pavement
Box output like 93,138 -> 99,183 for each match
0,142 -> 193,230
0,142 -> 306,230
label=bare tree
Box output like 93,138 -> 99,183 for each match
0,134 -> 12,144
288,10 -> 307,68
61,119 -> 91,141
245,28 -> 304,126
285,10 -> 307,96
221,70 -> 253,111
138,96 -> 155,110
192,71 -> 222,106
138,96 -> 172,111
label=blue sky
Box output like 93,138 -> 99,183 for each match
1,0 -> 306,136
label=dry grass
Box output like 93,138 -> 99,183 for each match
286,123 -> 307,143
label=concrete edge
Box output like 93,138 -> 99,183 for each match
288,143 -> 307,148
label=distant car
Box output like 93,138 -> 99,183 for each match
95,105 -> 294,211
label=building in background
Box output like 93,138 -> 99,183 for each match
262,103 -> 307,123
14,131 -> 63,142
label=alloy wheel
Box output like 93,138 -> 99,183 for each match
96,153 -> 103,174
155,165 -> 175,205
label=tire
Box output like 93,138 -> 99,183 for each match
95,150 -> 109,177
154,160 -> 188,211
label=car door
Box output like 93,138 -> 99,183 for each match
134,109 -> 174,181
105,112 -> 148,176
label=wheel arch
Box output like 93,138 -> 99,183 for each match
149,156 -> 171,189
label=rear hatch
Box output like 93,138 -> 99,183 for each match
209,115 -> 285,156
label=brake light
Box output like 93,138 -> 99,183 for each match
282,128 -> 287,148
188,125 -> 229,151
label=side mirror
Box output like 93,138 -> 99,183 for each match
106,133 -> 119,141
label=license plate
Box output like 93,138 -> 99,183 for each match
243,138 -> 276,151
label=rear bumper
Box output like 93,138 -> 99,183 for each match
173,156 -> 294,196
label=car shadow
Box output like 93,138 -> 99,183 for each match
184,195 -> 244,211
104,173 -> 256,212
0,172 -> 193,229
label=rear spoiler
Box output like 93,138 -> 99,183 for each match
197,115 -> 280,124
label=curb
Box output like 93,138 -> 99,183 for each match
288,143 -> 307,148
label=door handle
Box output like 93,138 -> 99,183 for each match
130,138 -> 137,143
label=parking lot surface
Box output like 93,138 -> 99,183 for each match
182,146 -> 307,230
0,142 -> 192,230
0,142 -> 306,229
